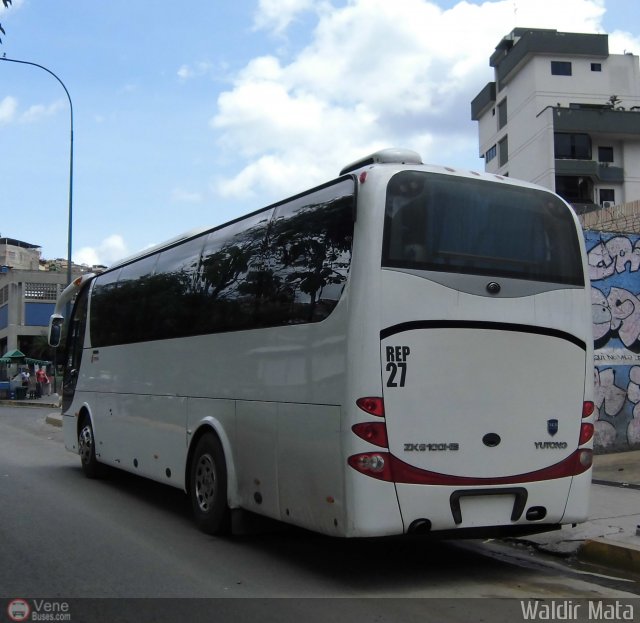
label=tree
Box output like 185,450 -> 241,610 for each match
1,0 -> 12,45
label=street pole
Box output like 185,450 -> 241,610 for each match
1,57 -> 74,396
0,56 -> 74,289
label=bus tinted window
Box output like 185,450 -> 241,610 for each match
382,171 -> 584,286
264,179 -> 354,325
151,237 -> 207,339
88,178 -> 355,347
197,211 -> 273,333
90,268 -> 122,347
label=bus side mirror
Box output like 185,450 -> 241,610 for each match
48,314 -> 64,347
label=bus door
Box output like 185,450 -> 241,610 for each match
61,281 -> 91,413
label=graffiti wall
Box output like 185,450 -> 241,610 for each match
587,230 -> 640,452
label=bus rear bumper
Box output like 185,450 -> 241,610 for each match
394,474 -> 589,535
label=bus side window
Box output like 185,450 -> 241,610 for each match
266,179 -> 355,325
197,211 -> 273,333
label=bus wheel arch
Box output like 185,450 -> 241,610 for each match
187,426 -> 231,535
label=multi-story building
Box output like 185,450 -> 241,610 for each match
0,237 -> 89,359
471,28 -> 640,214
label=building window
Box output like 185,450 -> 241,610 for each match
485,145 -> 497,163
554,133 -> 591,160
555,176 -> 593,204
498,136 -> 508,167
24,283 -> 59,300
598,146 -> 614,163
591,63 -> 602,72
551,61 -> 572,76
599,189 -> 615,205
497,98 -> 507,130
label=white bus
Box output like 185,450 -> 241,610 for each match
50,148 -> 594,538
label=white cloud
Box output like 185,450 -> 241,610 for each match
0,96 -> 18,124
74,235 -> 129,267
211,0 -> 618,201
253,0 -> 318,35
0,97 -> 66,125
177,61 -> 213,81
608,29 -> 640,55
19,99 -> 66,123
177,64 -> 195,80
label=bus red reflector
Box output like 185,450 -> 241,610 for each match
347,449 -> 592,484
578,448 -> 593,469
352,422 -> 388,448
579,423 -> 594,445
582,401 -> 595,417
356,397 -> 385,417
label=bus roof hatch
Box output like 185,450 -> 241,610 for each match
340,148 -> 423,175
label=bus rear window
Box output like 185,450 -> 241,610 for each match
382,171 -> 584,286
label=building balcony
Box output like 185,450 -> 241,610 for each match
555,159 -> 624,183
553,107 -> 640,137
471,81 -> 496,121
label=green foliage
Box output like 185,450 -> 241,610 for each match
0,0 -> 12,45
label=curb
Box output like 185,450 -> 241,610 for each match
45,412 -> 63,427
577,537 -> 640,576
0,400 -> 60,409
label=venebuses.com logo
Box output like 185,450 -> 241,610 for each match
7,600 -> 30,622
6,598 -> 71,622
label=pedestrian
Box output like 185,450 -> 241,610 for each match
35,367 -> 47,398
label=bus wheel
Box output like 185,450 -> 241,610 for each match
189,433 -> 229,535
78,416 -> 102,479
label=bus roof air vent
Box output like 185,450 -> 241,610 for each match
339,148 -> 423,175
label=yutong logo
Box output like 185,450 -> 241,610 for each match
535,441 -> 568,449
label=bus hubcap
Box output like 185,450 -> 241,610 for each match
79,425 -> 93,464
195,454 -> 216,512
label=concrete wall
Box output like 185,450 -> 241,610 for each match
586,229 -> 640,452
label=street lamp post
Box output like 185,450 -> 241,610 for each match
0,56 -> 74,288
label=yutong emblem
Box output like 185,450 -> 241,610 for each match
535,441 -> 568,449
534,419 -> 566,449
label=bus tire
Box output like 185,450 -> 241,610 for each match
189,433 -> 230,535
78,416 -> 103,479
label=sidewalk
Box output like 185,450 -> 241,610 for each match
512,450 -> 640,579
0,393 -> 61,409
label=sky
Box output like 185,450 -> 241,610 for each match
1,0 -> 639,267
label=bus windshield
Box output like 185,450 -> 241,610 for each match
382,171 -> 584,286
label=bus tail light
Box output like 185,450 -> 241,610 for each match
348,452 -> 392,480
348,449 -> 593,484
579,422 -> 594,445
582,401 -> 595,418
356,397 -> 385,417
352,422 -> 388,448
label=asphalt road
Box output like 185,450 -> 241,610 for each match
1,407 -> 637,623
